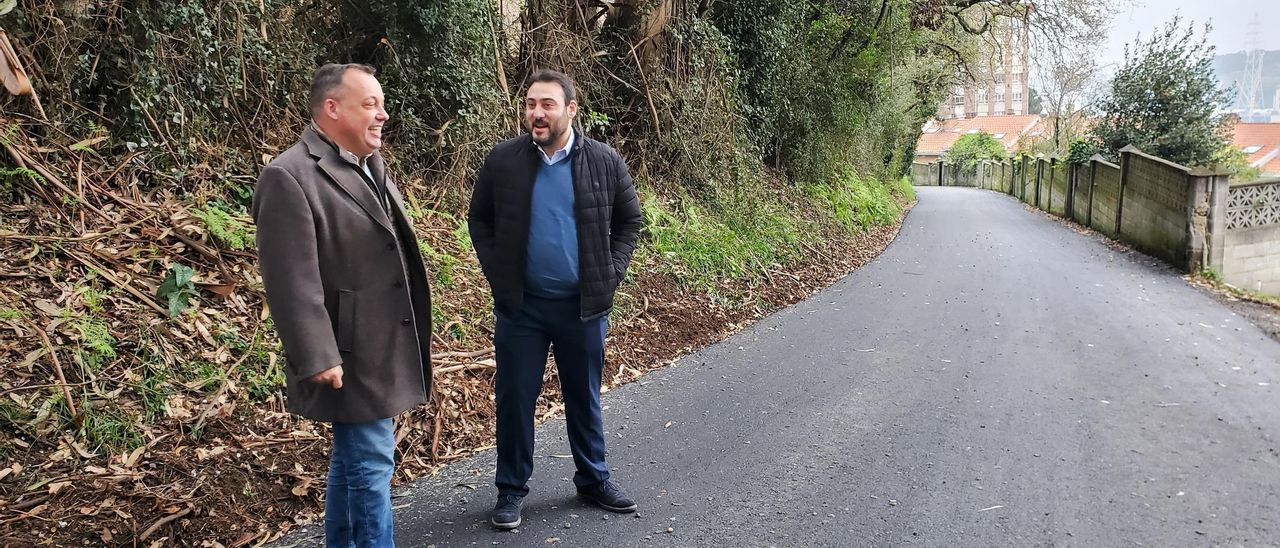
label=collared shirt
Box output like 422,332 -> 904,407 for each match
312,122 -> 373,172
538,130 -> 576,165
311,121 -> 386,211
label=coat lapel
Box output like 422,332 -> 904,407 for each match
303,127 -> 395,234
371,154 -> 411,224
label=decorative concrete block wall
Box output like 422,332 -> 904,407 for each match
1223,181 -> 1280,294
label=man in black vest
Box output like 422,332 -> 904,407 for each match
468,70 -> 643,530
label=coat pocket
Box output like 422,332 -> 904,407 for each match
337,289 -> 355,353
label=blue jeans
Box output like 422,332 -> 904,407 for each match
325,418 -> 395,548
494,294 -> 610,497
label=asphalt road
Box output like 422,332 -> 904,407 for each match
277,186 -> 1280,548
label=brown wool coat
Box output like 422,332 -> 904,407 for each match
252,126 -> 431,423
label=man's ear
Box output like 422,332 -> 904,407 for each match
323,97 -> 341,120
567,100 -> 579,118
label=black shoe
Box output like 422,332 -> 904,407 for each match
577,480 -> 637,513
491,494 -> 523,530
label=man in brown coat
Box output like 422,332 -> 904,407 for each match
253,63 -> 432,547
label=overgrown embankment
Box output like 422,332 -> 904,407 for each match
0,1 -> 951,544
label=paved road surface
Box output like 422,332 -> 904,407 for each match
277,186 -> 1280,547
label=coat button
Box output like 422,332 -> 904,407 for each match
401,318 -> 411,326
386,242 -> 396,250
393,280 -> 404,288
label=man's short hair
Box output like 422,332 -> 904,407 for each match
528,69 -> 577,104
309,63 -> 377,115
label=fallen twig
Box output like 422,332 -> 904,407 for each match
432,362 -> 496,376
138,507 -> 192,541
64,250 -> 168,316
431,347 -> 494,360
3,495 -> 50,513
0,291 -> 79,421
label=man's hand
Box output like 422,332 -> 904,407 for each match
308,365 -> 344,389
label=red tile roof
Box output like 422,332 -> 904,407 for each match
915,115 -> 1045,157
1230,122 -> 1280,175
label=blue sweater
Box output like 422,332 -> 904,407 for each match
524,151 -> 579,298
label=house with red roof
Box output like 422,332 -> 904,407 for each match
914,115 -> 1045,163
1230,122 -> 1280,177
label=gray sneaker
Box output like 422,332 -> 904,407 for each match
491,494 -> 523,530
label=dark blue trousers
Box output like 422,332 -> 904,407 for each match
494,294 -> 609,497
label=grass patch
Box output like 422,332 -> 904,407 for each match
890,175 -> 917,201
76,284 -> 109,314
75,315 -> 117,373
1196,271 -> 1280,308
0,307 -> 27,320
234,331 -> 284,402
805,169 -> 903,234
179,360 -> 225,394
642,186 -> 803,298
0,398 -> 32,439
78,403 -> 143,453
0,166 -> 45,198
419,239 -> 460,289
432,303 -> 468,342
136,362 -> 171,423
52,395 -> 143,454
202,321 -> 285,401
453,218 -> 473,252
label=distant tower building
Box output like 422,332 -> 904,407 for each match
1242,14 -> 1265,117
937,18 -> 1031,120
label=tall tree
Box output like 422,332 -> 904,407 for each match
1090,17 -> 1232,167
1035,51 -> 1099,154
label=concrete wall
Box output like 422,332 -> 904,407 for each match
910,162 -> 935,186
1222,180 -> 1280,294
950,165 -> 978,187
1048,160 -> 1070,217
1019,158 -> 1035,204
911,150 -> 1280,294
1118,151 -> 1194,268
1090,160 -> 1122,239
995,162 -> 1013,194
1070,164 -> 1091,226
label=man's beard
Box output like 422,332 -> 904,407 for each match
531,121 -> 567,147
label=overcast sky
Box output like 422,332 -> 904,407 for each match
1099,0 -> 1280,69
